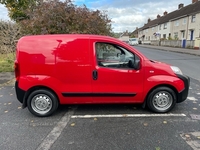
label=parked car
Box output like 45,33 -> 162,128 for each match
15,34 -> 190,117
129,38 -> 138,45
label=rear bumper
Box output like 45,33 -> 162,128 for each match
15,81 -> 25,104
176,74 -> 190,103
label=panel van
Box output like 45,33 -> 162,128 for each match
14,34 -> 190,117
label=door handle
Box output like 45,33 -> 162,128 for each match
93,70 -> 98,80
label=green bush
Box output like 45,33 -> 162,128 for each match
0,20 -> 21,54
0,20 -> 21,72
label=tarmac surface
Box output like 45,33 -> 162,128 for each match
0,44 -> 199,86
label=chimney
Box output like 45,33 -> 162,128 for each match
178,3 -> 184,9
148,18 -> 151,22
157,14 -> 161,18
192,0 -> 198,3
163,11 -> 168,16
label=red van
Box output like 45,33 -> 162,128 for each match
14,34 -> 190,117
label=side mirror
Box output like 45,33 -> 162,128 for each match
128,59 -> 140,70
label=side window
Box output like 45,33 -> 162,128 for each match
95,42 -> 139,69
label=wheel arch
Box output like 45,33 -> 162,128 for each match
22,85 -> 60,109
142,84 -> 178,108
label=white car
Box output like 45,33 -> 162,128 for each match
129,38 -> 138,46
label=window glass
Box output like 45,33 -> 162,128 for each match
183,18 -> 186,24
159,25 -> 161,30
191,15 -> 195,22
174,20 -> 179,26
95,43 -> 138,69
164,23 -> 167,29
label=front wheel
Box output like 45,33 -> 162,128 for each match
147,87 -> 177,113
27,89 -> 59,117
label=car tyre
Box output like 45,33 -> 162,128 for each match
147,87 -> 177,113
27,89 -> 59,117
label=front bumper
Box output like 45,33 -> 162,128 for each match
176,74 -> 190,103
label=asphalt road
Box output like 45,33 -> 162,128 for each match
134,46 -> 200,81
0,46 -> 200,150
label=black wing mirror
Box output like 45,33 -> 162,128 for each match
128,59 -> 140,70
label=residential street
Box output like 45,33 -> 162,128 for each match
0,46 -> 200,150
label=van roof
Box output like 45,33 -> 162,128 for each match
20,34 -> 116,40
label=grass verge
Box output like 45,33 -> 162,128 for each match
0,53 -> 15,72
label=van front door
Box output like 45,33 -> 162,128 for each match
91,42 -> 144,103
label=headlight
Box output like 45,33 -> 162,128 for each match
170,66 -> 183,75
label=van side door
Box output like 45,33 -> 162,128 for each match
91,41 -> 144,103
57,38 -> 93,103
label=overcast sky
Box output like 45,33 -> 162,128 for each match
0,0 -> 192,32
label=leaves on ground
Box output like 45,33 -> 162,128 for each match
155,147 -> 161,150
163,121 -> 167,124
143,123 -> 148,126
71,123 -> 75,127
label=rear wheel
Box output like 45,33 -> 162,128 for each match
27,89 -> 59,117
147,87 -> 177,113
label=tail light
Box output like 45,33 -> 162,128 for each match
14,60 -> 20,80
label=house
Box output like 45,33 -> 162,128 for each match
130,27 -> 139,38
138,0 -> 200,48
118,30 -> 129,43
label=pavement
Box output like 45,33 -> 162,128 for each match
0,72 -> 15,86
0,45 -> 199,86
136,44 -> 200,56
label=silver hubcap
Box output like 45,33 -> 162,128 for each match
152,91 -> 173,111
31,94 -> 52,115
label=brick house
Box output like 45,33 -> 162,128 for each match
138,0 -> 200,47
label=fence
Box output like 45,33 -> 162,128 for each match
150,40 -> 194,48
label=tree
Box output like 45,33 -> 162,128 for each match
19,0 -> 112,35
0,0 -> 39,21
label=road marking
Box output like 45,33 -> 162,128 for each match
71,113 -> 186,119
36,107 -> 77,150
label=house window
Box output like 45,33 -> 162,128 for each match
175,20 -> 179,26
191,15 -> 195,22
183,18 -> 186,24
164,23 -> 167,29
174,32 -> 178,39
159,25 -> 161,30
